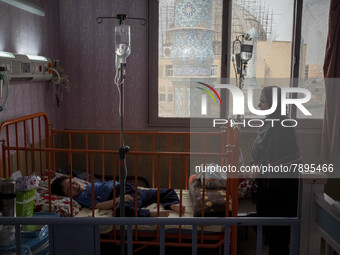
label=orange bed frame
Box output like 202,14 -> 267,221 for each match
0,112 -> 240,254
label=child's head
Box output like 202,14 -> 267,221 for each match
51,176 -> 85,198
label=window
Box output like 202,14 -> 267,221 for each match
165,65 -> 174,77
167,94 -> 173,102
155,0 -> 223,120
149,0 -> 328,127
296,0 -> 330,120
229,0 -> 295,119
211,65 -> 218,77
159,94 -> 166,102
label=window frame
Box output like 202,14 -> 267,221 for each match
148,0 -> 323,130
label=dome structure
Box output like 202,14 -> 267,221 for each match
249,27 -> 259,39
231,2 -> 268,41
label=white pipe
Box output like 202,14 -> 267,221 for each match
0,0 -> 45,16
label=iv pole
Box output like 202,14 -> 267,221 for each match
96,14 -> 146,255
232,34 -> 253,121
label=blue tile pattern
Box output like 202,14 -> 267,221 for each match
171,0 -> 214,76
182,2 -> 196,18
175,0 -> 212,28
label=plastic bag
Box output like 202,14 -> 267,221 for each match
10,170 -> 40,192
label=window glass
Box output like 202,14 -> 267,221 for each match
297,0 -> 330,119
158,0 -> 223,118
156,0 -> 325,123
159,94 -> 166,102
229,0 -> 294,118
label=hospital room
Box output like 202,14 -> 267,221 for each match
0,0 -> 339,254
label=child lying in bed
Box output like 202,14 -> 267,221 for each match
51,176 -> 185,217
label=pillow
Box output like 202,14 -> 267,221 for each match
39,170 -> 89,189
197,163 -> 227,189
34,171 -> 88,216
190,173 -> 256,199
238,177 -> 256,199
10,170 -> 39,192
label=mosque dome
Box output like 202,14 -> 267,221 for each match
231,2 -> 268,41
249,27 -> 259,39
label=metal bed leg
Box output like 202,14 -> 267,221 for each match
290,222 -> 300,255
49,225 -> 55,255
256,225 -> 263,255
192,225 -> 197,255
127,225 -> 133,255
15,224 -> 22,255
160,225 -> 165,255
224,225 -> 230,255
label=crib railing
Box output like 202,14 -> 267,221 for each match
0,112 -> 50,178
4,114 -> 340,255
0,145 -> 239,253
0,145 -> 240,251
300,173 -> 340,255
0,112 -> 241,254
314,193 -> 340,254
49,129 -> 238,188
0,216 -> 301,255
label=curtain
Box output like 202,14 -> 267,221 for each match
321,0 -> 340,159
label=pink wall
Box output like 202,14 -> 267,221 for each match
0,0 -> 62,127
0,0 -> 148,131
59,0 -> 148,130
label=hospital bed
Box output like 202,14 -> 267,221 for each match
0,112 -> 241,254
1,112 -> 337,255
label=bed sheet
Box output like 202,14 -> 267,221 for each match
76,189 -> 225,233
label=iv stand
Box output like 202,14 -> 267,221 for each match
232,34 -> 253,121
96,14 -> 146,255
118,60 -> 129,255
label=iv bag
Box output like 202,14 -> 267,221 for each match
240,35 -> 253,62
240,44 -> 253,62
115,24 -> 131,65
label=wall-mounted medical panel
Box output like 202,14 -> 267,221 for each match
0,52 -> 52,81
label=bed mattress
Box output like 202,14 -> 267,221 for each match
75,189 -> 225,233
